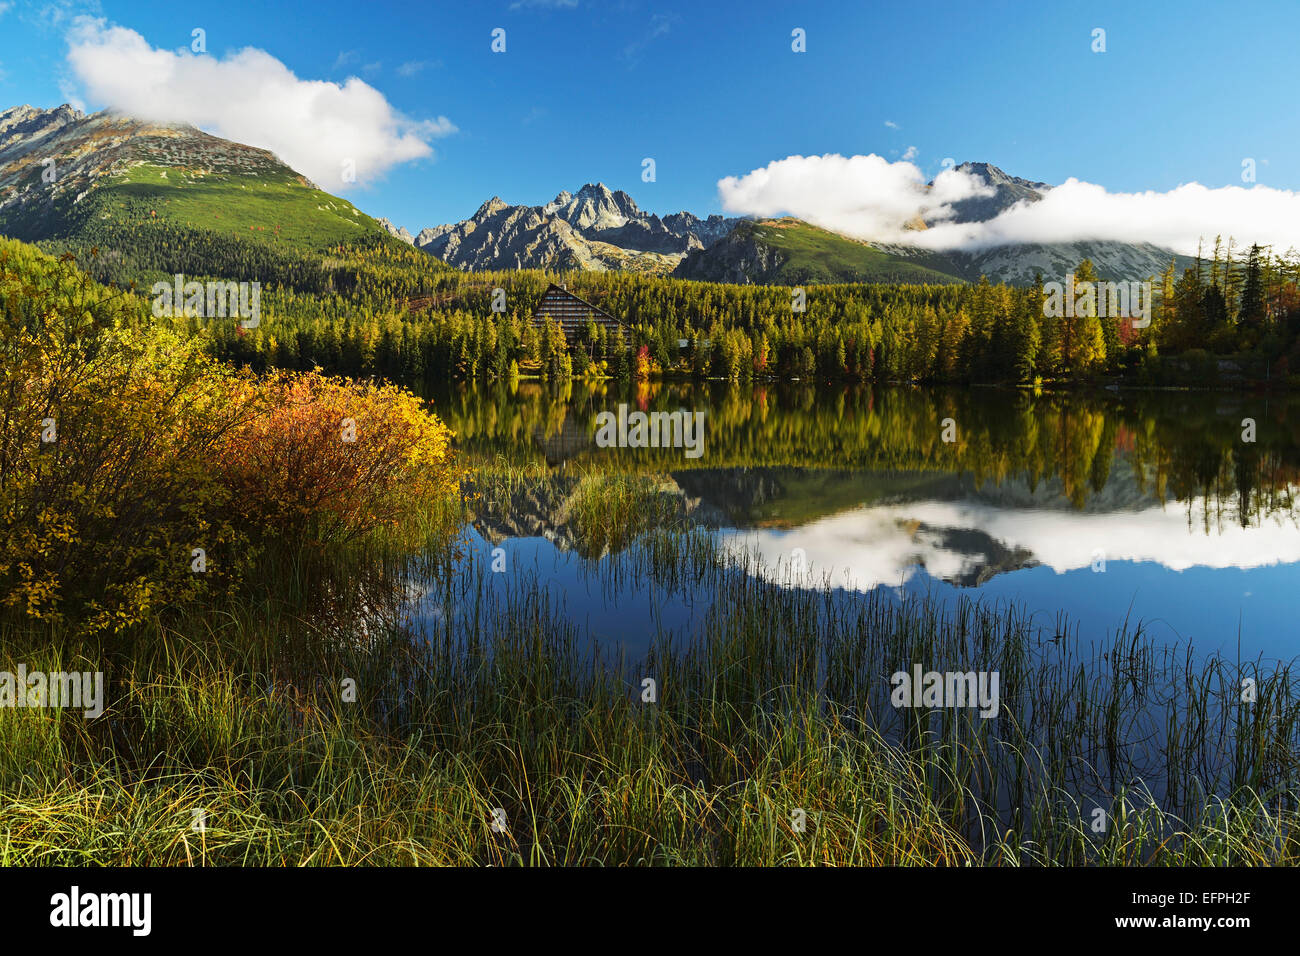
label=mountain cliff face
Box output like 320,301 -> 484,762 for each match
0,104 -> 379,248
407,183 -> 739,273
672,220 -> 791,284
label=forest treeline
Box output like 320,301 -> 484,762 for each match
44,222 -> 1300,388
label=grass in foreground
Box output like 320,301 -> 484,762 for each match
2,466 -> 1298,866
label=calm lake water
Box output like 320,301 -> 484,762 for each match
428,379 -> 1300,665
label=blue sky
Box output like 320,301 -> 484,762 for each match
1,0 -> 1297,237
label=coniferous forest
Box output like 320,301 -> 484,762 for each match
50,224 -> 1300,391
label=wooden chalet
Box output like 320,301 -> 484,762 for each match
530,283 -> 630,348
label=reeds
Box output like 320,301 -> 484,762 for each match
0,468 -> 1296,866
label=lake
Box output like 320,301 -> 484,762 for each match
426,379 -> 1299,666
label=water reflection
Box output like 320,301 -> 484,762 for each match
724,489 -> 1300,585
430,379 -> 1300,657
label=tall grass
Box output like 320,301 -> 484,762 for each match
1,467 -> 1296,866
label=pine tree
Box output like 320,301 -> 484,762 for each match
1238,243 -> 1268,346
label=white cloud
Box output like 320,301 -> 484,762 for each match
901,145 -> 918,161
718,153 -> 992,241
718,152 -> 1300,256
916,178 -> 1300,255
65,18 -> 455,190
884,120 -> 899,129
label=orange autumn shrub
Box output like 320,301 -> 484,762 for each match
1,241 -> 457,633
215,370 -> 457,549
0,242 -> 256,632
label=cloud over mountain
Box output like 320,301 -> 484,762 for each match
64,17 -> 454,190
719,153 -> 1300,257
718,154 -> 992,244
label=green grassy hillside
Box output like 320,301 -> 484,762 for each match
674,217 -> 969,285
76,163 -> 380,249
744,219 -> 966,284
18,165 -> 439,296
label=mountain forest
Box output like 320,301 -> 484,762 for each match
46,221 -> 1300,391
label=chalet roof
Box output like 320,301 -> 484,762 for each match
530,283 -> 630,347
530,283 -> 620,323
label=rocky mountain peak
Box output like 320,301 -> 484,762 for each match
953,161 -> 1051,193
474,196 -> 509,219
931,161 -> 1052,226
544,189 -> 573,213
408,182 -> 740,274
545,182 -> 640,231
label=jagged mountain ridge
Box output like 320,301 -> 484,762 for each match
388,183 -> 739,274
